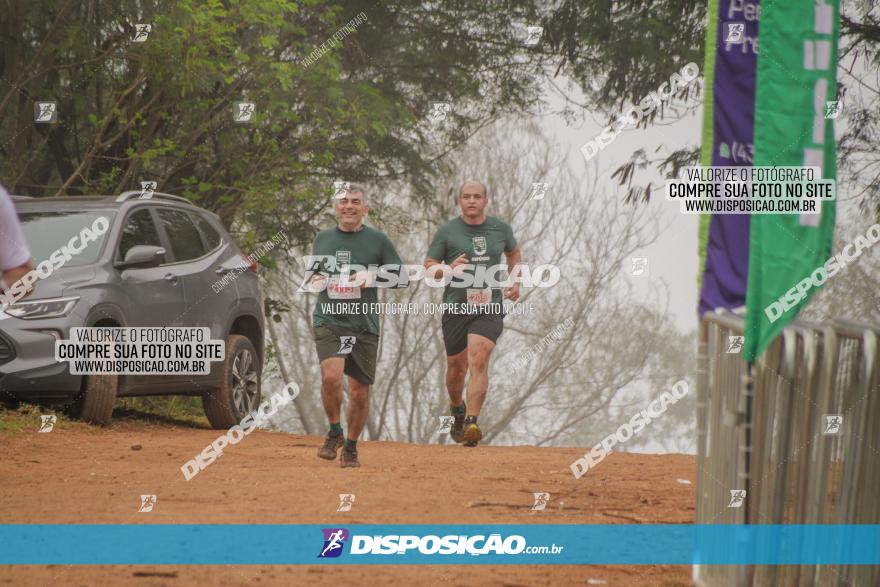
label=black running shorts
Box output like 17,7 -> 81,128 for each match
441,310 -> 504,356
313,324 -> 379,385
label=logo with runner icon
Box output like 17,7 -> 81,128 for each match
338,336 -> 356,355
724,22 -> 745,44
337,494 -> 356,512
138,494 -> 157,512
472,236 -> 487,256
532,492 -> 550,511
728,489 -> 746,508
133,24 -> 151,42
39,415 -> 57,433
438,416 -> 454,434
823,414 -> 843,435
34,101 -> 57,123
318,528 -> 349,558
726,336 -> 744,354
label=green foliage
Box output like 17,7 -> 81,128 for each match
547,0 -> 706,116
6,0 -> 871,237
0,0 -> 548,252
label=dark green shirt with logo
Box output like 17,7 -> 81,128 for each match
426,216 -> 517,305
311,225 -> 402,335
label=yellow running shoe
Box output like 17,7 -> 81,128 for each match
463,423 -> 482,447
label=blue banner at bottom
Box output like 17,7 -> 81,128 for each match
2,525 -> 879,565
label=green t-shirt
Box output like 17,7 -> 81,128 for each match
426,216 -> 518,305
311,225 -> 402,335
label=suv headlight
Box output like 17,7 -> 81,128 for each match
3,296 -> 79,320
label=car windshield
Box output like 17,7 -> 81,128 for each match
17,211 -> 115,267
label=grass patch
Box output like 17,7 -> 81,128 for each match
116,396 -> 209,428
0,395 -> 209,433
0,404 -> 83,434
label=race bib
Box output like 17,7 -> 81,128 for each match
466,288 -> 492,305
327,276 -> 361,300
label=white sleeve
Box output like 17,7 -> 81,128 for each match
0,185 -> 32,271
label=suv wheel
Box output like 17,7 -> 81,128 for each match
202,335 -> 261,429
68,373 -> 118,425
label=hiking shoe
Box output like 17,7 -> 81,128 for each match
463,423 -> 482,447
450,404 -> 467,443
317,432 -> 344,460
340,447 -> 361,468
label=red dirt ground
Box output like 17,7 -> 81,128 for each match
0,421 -> 696,586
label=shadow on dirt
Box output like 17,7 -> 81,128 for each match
111,406 -> 210,429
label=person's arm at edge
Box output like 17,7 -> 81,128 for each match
0,186 -> 34,300
503,222 -> 522,301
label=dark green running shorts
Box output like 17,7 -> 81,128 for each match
313,324 -> 379,385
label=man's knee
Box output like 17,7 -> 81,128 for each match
349,381 -> 370,406
469,356 -> 489,373
447,354 -> 468,378
467,345 -> 492,372
321,365 -> 344,389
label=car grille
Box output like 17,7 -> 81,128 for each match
0,332 -> 14,365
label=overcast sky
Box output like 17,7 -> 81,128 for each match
537,61 -> 864,335
538,77 -> 703,334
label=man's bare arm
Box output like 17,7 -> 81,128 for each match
504,246 -> 522,301
1,262 -> 35,300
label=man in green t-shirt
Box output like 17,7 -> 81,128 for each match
304,183 -> 403,468
424,180 -> 522,447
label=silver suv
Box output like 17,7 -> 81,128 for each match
0,192 -> 264,428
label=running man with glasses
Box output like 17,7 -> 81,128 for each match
306,183 -> 403,468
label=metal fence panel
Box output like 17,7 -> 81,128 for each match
694,312 -> 880,587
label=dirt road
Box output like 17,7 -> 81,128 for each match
0,419 -> 695,586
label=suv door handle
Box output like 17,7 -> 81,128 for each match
215,266 -> 233,275
164,273 -> 179,284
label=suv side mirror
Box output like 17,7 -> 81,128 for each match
117,245 -> 166,270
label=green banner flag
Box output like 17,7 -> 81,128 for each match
697,0 -> 720,291
744,0 -> 839,362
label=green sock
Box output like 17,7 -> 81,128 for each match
330,422 -> 343,436
344,438 -> 357,451
451,403 -> 466,416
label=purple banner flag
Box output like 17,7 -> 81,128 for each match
698,0 -> 760,315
